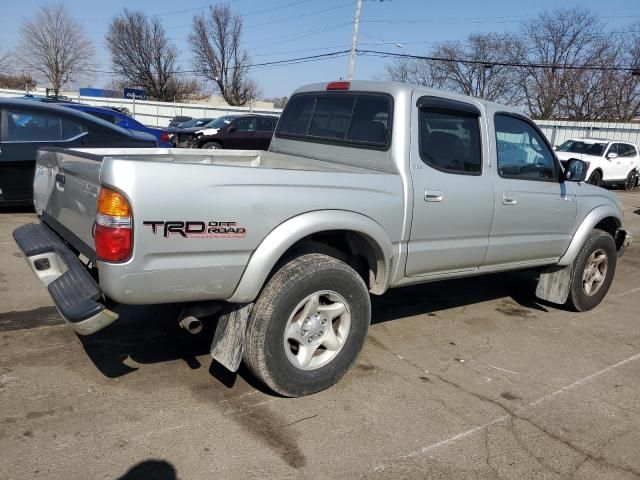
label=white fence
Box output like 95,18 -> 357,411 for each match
0,88 -> 282,127
534,120 -> 640,147
2,88 -> 640,142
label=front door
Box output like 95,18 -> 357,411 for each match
225,117 -> 257,149
406,95 -> 495,276
484,113 -> 576,267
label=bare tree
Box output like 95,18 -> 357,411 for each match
385,56 -> 448,89
20,3 -> 94,95
189,4 -> 260,106
605,28 -> 640,121
0,50 -> 11,73
385,34 -> 521,104
106,10 -> 203,102
0,73 -> 37,90
515,7 -> 604,119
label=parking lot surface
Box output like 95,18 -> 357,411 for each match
1,193 -> 640,480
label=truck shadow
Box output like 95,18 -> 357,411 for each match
77,270 -> 547,387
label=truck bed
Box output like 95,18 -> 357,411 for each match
34,147 -> 404,305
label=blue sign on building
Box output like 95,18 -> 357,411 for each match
124,88 -> 148,101
79,88 -> 120,98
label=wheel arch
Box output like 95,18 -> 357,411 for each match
557,205 -> 622,266
227,210 -> 395,303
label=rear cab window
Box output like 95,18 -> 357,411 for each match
276,92 -> 392,150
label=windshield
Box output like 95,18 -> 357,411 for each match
178,118 -> 211,128
557,140 -> 606,157
205,116 -> 238,129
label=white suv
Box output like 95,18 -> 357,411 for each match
555,138 -> 639,189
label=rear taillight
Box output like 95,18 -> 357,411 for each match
160,131 -> 170,143
95,187 -> 132,262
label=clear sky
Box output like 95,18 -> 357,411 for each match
1,0 -> 639,99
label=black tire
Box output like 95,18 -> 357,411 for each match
202,142 -> 221,149
588,170 -> 602,186
624,170 -> 638,191
566,230 -> 617,312
243,253 -> 371,397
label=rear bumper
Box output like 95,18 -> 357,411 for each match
13,222 -> 118,335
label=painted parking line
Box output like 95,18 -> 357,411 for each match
372,352 -> 640,472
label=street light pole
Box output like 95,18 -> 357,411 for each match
347,0 -> 362,80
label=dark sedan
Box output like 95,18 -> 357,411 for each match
0,99 -> 157,205
167,117 -> 215,147
194,115 -> 278,150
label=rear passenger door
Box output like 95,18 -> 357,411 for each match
255,117 -> 275,150
484,113 -> 576,267
406,95 -> 495,276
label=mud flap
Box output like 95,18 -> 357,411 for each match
535,264 -> 574,305
210,303 -> 253,372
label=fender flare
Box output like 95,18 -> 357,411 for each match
557,205 -> 622,266
227,210 -> 395,303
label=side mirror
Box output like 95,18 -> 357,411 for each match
564,158 -> 589,182
228,126 -> 237,133
553,145 -> 559,151
606,152 -> 618,160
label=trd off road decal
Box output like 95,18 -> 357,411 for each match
143,221 -> 247,239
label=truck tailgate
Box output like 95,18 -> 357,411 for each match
34,148 -> 101,258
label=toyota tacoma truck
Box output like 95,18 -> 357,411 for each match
14,80 -> 633,397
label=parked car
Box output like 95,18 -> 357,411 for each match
0,98 -> 158,205
167,117 -> 215,147
168,115 -> 193,128
61,104 -> 171,147
14,81 -> 632,397
555,138 -> 639,189
194,114 -> 278,150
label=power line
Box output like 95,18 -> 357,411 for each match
358,49 -> 640,73
165,0 -> 348,31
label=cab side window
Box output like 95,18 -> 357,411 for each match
606,144 -> 619,157
256,118 -> 275,132
494,114 -> 557,181
419,108 -> 482,175
234,117 -> 256,132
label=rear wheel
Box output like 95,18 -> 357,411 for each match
243,254 -> 371,397
566,230 -> 617,312
203,142 -> 221,149
588,170 -> 602,186
624,170 -> 638,191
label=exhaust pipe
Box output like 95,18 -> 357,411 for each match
178,316 -> 203,334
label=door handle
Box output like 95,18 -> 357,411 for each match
502,192 -> 517,205
424,190 -> 443,202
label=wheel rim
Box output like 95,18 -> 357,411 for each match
582,249 -> 608,296
207,144 -> 220,149
283,290 -> 351,371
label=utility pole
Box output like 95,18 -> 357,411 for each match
347,0 -> 362,80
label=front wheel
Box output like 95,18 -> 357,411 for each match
566,230 -> 617,312
202,142 -> 221,149
243,254 -> 371,397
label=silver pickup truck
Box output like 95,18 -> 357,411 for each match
14,80 -> 633,397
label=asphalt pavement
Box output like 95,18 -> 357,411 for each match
1,193 -> 639,480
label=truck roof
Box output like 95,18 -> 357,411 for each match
292,80 -> 523,116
